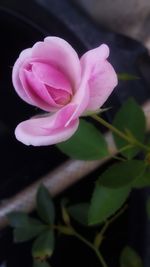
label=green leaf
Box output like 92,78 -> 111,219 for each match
32,230 -> 55,260
99,160 -> 145,188
85,107 -> 111,116
13,219 -> 47,243
33,260 -> 51,267
57,119 -> 108,160
68,203 -> 89,225
120,246 -> 143,267
8,211 -> 47,243
118,73 -> 139,81
37,185 -> 55,225
88,185 -> 130,225
146,197 -> 150,220
133,165 -> 150,188
7,212 -> 29,227
113,98 -> 146,159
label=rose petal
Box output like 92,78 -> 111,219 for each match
65,45 -> 111,125
12,48 -> 34,105
15,104 -> 79,146
65,76 -> 90,126
86,61 -> 118,110
81,44 -> 110,71
32,62 -> 72,94
19,68 -> 60,112
80,44 -> 118,111
15,119 -> 79,146
32,37 -> 81,90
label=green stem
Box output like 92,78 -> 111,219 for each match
91,114 -> 149,152
111,155 -> 126,162
110,145 -> 134,161
72,230 -> 108,267
118,144 -> 134,153
94,248 -> 108,267
92,114 -> 129,142
100,205 -> 128,238
55,225 -> 108,267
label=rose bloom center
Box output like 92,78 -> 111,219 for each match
21,61 -> 73,107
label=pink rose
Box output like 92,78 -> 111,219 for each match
12,37 -> 118,146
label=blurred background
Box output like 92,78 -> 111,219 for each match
72,0 -> 150,52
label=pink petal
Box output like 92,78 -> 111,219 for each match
15,104 -> 79,146
65,76 -> 90,126
32,62 -> 72,94
87,61 -> 118,110
46,86 -> 71,105
19,68 -> 60,112
80,44 -> 118,111
31,62 -> 72,105
81,44 -> 110,71
19,60 -> 73,111
65,45 -> 111,124
32,37 -> 81,90
12,49 -> 34,105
